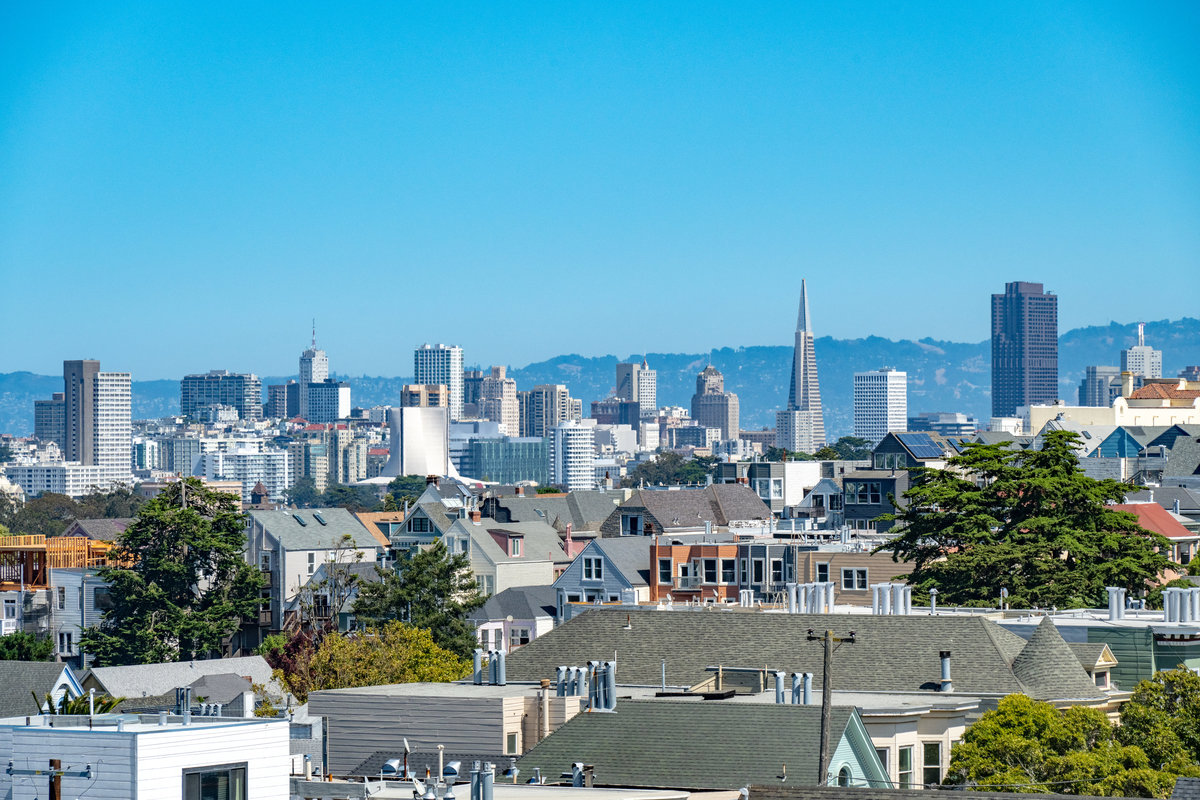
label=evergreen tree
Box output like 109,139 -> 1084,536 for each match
79,478 -> 265,665
0,631 -> 55,661
353,540 -> 483,657
877,430 -> 1169,608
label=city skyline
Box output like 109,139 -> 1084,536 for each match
3,4 -> 1199,377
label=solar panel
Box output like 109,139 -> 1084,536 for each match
896,432 -> 946,459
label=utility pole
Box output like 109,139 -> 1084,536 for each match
49,758 -> 62,800
807,628 -> 856,786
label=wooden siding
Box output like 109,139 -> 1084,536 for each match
794,551 -> 913,606
307,693 -> 505,775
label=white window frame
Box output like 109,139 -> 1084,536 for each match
841,567 -> 868,590
583,557 -> 603,582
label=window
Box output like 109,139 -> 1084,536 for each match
841,568 -> 868,590
837,766 -> 851,787
658,559 -> 672,585
898,746 -> 913,789
3,599 -> 16,619
703,559 -> 717,584
922,742 -> 942,787
739,559 -> 748,584
846,481 -> 882,505
621,514 -> 643,536
506,732 -> 519,755
510,537 -> 523,557
874,452 -> 905,470
829,494 -> 843,510
183,763 -> 247,800
874,747 -> 889,774
93,587 -> 114,611
771,479 -> 784,500
259,552 -> 271,572
510,628 -> 530,648
816,563 -> 830,583
770,559 -> 784,584
58,632 -> 73,655
752,559 -> 765,584
583,557 -> 603,581
482,576 -> 495,596
57,586 -> 66,610
721,559 -> 736,583
307,552 -> 315,575
1095,670 -> 1109,689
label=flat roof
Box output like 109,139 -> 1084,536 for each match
0,713 -> 285,734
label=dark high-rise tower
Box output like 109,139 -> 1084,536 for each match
991,281 -> 1058,417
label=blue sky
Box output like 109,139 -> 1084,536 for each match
2,2 -> 1197,379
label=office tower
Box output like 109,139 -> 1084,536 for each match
853,367 -> 908,445
775,281 -> 826,452
63,359 -> 100,463
991,281 -> 1058,417
299,331 -> 329,421
907,412 -> 979,437
1121,323 -> 1162,381
1182,366 -> 1200,381
1078,366 -> 1121,407
591,397 -> 641,428
480,366 -> 519,436
616,359 -> 657,418
519,384 -> 580,438
464,437 -> 550,485
414,344 -> 464,421
401,384 -> 449,408
306,380 -> 351,423
462,368 -> 485,408
690,366 -> 740,440
549,421 -> 595,491
265,382 -> 299,419
180,370 -> 263,421
34,393 -> 65,449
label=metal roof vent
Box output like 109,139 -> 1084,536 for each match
292,513 -> 307,527
313,512 -> 327,526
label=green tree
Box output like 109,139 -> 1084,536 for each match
79,478 -> 265,665
944,693 -> 1192,796
353,540 -> 484,658
284,477 -> 321,508
1120,669 -> 1200,771
386,475 -> 429,506
2,492 -> 80,537
877,431 -> 1170,608
0,631 -> 55,661
319,484 -> 379,512
35,692 -> 123,715
75,485 -> 143,519
270,622 -> 468,703
621,452 -> 717,487
831,436 -> 872,460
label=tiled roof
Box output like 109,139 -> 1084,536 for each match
517,700 -> 856,790
503,608 -> 1106,699
1010,617 -> 1108,701
0,662 -> 74,717
1130,383 -> 1200,401
1068,642 -> 1112,670
1112,503 -> 1196,540
451,519 -> 567,564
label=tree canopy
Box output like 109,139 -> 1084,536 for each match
1120,669 -> 1200,772
353,539 -> 483,658
79,478 -> 265,665
0,631 -> 55,661
943,693 -> 1195,796
261,622 -> 468,703
621,452 -> 717,487
0,487 -> 143,538
876,430 -> 1169,608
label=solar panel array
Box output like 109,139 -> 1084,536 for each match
896,432 -> 946,459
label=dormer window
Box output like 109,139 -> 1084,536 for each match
510,537 -> 523,557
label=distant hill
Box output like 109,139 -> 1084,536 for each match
3,318 -> 1197,439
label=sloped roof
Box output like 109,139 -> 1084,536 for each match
517,700 -> 856,790
468,585 -> 558,623
0,662 -> 76,717
1124,487 -> 1200,514
1130,383 -> 1200,401
496,491 -> 624,532
619,485 -> 771,529
503,608 -> 1099,698
1165,435 -> 1200,479
61,518 -> 133,540
1112,503 -> 1196,540
451,519 -> 567,564
1068,642 -> 1115,670
85,655 -> 275,699
248,508 -> 384,551
588,537 -> 652,587
414,502 -> 456,534
1011,617 -> 1108,701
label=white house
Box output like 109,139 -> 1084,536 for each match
0,714 -> 289,799
443,518 -> 567,597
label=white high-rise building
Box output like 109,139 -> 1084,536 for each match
853,367 -> 908,446
615,359 -> 657,419
414,344 -> 464,421
299,335 -> 329,421
549,420 -> 596,491
1121,323 -> 1162,381
306,380 -> 351,423
480,366 -> 519,436
93,371 -> 132,484
195,449 -> 292,501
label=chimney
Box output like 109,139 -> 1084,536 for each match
470,509 -> 481,523
939,651 -> 953,693
1175,499 -> 1182,515
516,486 -> 525,497
556,666 -> 567,697
1121,371 -> 1135,398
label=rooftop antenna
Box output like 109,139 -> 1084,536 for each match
311,318 -> 317,348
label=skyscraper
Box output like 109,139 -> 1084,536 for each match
775,281 -> 826,452
414,344 -> 465,421
63,359 -> 99,463
549,420 -> 596,491
1078,366 -> 1121,407
480,366 -> 519,436
299,328 -> 329,421
691,365 -> 739,440
62,359 -> 131,483
853,367 -> 908,445
1121,323 -> 1162,381
180,370 -> 263,421
991,281 -> 1058,418
615,359 -> 657,418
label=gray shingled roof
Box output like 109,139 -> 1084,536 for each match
452,519 -> 567,564
0,662 -> 74,717
497,491 -> 623,532
1165,435 -> 1200,479
589,537 -> 652,587
1010,617 -> 1108,701
248,508 -> 384,552
62,517 -> 134,540
1174,777 -> 1200,800
517,700 -> 856,790
469,585 -> 558,623
1067,642 -> 1112,671
615,485 -> 771,530
85,655 -> 275,698
504,608 -> 1105,700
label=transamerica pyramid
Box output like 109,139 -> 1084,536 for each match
777,279 -> 826,451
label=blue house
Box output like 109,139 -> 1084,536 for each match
552,537 -> 651,620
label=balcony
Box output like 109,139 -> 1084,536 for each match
673,575 -> 701,590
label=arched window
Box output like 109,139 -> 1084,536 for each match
837,766 -> 852,787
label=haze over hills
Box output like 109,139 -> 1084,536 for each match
1,318 -> 1197,440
